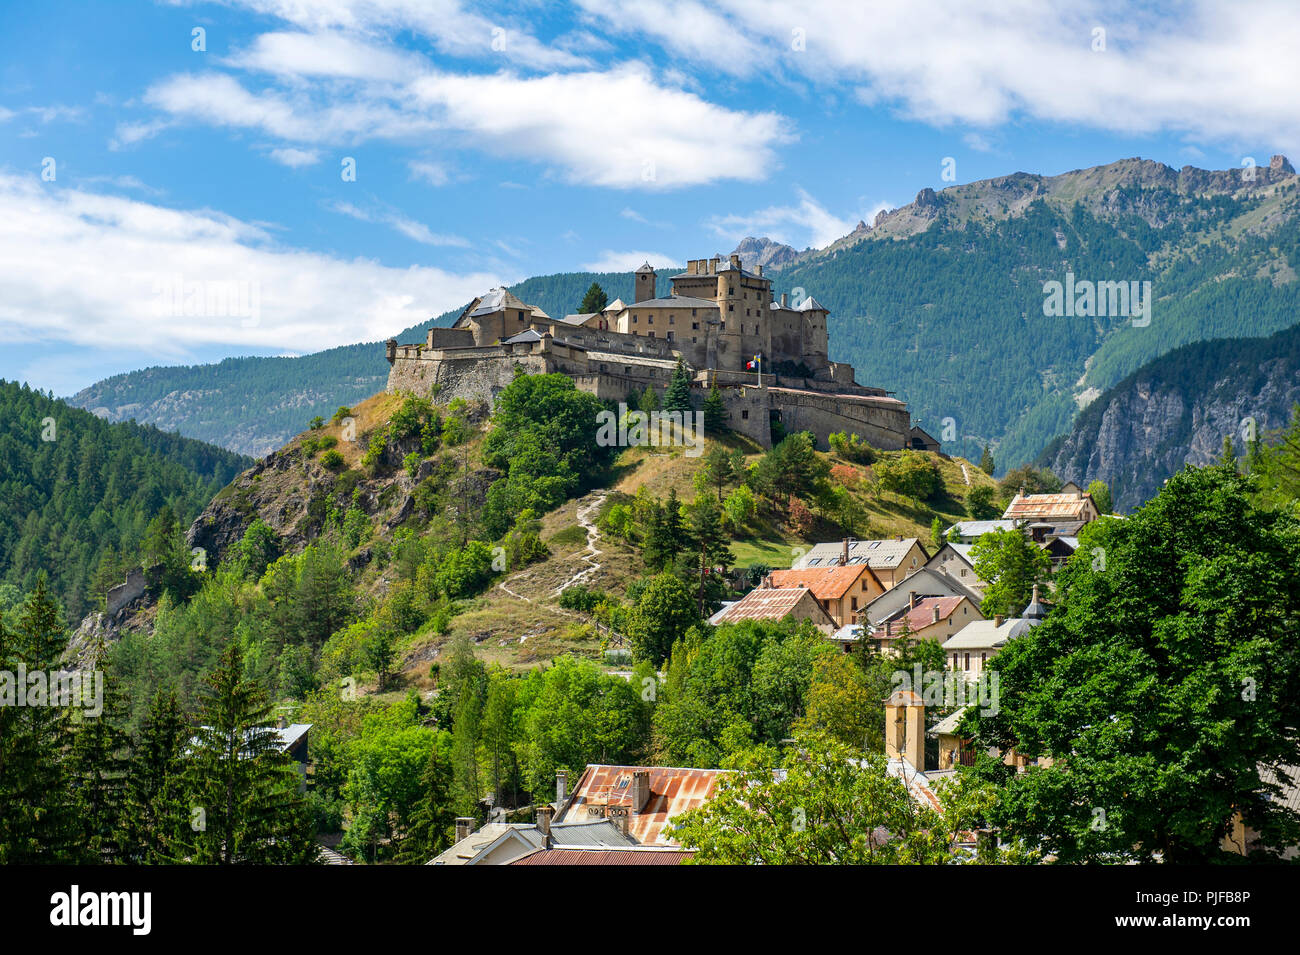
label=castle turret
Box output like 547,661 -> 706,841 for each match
635,262 -> 657,303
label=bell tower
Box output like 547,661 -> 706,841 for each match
634,261 -> 656,303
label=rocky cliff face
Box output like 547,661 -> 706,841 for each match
731,235 -> 800,270
1041,325 -> 1300,511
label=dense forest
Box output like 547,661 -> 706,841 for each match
0,380 -> 251,623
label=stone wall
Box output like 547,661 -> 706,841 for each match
769,387 -> 911,450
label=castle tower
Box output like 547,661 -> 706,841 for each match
634,262 -> 657,303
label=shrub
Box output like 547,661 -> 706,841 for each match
319,449 -> 345,470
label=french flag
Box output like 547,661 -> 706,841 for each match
746,353 -> 761,369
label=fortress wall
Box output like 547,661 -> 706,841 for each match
719,386 -> 772,446
387,352 -> 552,406
770,390 -> 911,451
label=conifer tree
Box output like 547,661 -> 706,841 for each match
183,641 -> 316,864
0,577 -> 74,862
66,643 -> 132,863
123,688 -> 191,863
663,359 -> 693,414
398,743 -> 456,863
579,282 -> 608,314
979,444 -> 995,475
702,385 -> 728,435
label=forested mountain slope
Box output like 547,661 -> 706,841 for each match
0,380 -> 252,622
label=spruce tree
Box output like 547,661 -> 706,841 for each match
183,641 -> 315,864
0,577 -> 74,862
702,385 -> 728,435
578,282 -> 608,314
66,643 -> 132,863
123,688 -> 191,863
979,444 -> 995,475
398,743 -> 456,863
663,359 -> 693,414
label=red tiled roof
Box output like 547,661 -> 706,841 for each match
509,848 -> 693,865
555,765 -> 725,845
881,595 -> 968,634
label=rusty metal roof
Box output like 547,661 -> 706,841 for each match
509,847 -> 693,865
1002,493 -> 1094,521
712,586 -> 831,626
555,765 -> 726,846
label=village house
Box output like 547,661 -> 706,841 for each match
1002,486 -> 1099,526
941,587 -> 1049,680
870,593 -> 984,652
765,561 -> 886,628
943,519 -> 1021,543
924,541 -> 986,596
792,537 -> 930,590
710,583 -> 837,632
854,566 -> 984,630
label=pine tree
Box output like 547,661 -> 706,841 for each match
398,744 -> 456,863
702,385 -> 728,435
979,444 -> 995,475
451,688 -> 482,815
182,642 -> 315,864
663,359 -> 693,414
578,282 -> 608,314
1220,433 -> 1237,469
123,688 -> 191,863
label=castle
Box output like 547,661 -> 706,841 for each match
385,253 -> 930,451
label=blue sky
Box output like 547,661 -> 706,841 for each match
2,0 -> 1297,396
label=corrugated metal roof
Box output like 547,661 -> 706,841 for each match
795,538 -> 923,570
509,848 -> 692,865
1002,493 -> 1094,521
712,586 -> 824,625
556,765 -> 725,845
878,595 -> 968,633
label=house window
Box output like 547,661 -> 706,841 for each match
633,315 -> 638,324
964,653 -> 971,671
850,597 -> 858,611
648,316 -> 654,324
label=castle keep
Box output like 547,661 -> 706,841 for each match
385,253 -> 924,450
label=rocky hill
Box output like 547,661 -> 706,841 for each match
1039,323 -> 1300,511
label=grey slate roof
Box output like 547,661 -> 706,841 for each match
795,296 -> 826,311
623,296 -> 718,310
502,328 -> 545,344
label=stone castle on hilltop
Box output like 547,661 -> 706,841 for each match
385,252 -> 933,451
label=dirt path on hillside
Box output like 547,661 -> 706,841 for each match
494,490 -> 608,604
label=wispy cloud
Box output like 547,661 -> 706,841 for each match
580,249 -> 678,272
269,146 -> 322,167
327,200 -> 468,247
706,187 -> 855,250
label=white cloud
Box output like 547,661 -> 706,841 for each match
0,175 -> 497,357
269,146 -> 322,167
410,64 -> 789,188
963,132 -> 995,154
578,0 -> 1300,153
327,200 -> 468,246
408,159 -> 451,186
580,249 -> 678,272
197,0 -> 590,70
137,61 -> 788,189
706,188 -> 855,250
226,30 -> 423,81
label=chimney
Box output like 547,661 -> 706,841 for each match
709,256 -> 719,274
631,770 -> 651,813
455,817 -> 474,842
933,604 -> 941,624
688,259 -> 698,275
781,292 -> 789,308
842,537 -> 850,566
885,620 -> 893,639
909,590 -> 918,609
536,805 -> 553,843
756,264 -> 763,276
555,769 -> 567,806
729,253 -> 741,269
994,614 -> 1004,627
611,806 -> 630,837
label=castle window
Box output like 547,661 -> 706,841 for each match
648,315 -> 653,323
669,315 -> 674,324
741,410 -> 749,420
667,331 -> 674,341
691,309 -> 697,317
649,331 -> 655,338
728,304 -> 734,312
691,337 -> 697,343
720,321 -> 726,330
633,315 -> 638,323
692,322 -> 699,330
